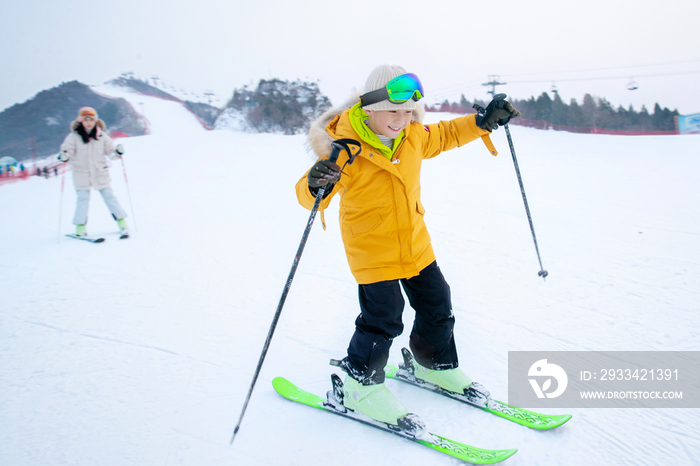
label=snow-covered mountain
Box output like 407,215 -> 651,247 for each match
1,86 -> 699,465
215,78 -> 331,134
0,81 -> 146,162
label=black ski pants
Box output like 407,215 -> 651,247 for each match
345,261 -> 458,385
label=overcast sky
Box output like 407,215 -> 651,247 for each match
1,0 -> 699,115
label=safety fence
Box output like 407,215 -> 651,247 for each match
0,162 -> 69,186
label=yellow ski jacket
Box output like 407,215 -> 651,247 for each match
296,102 -> 493,284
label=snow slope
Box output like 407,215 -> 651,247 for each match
1,88 -> 699,466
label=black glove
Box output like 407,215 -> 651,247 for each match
475,96 -> 521,132
307,159 -> 341,188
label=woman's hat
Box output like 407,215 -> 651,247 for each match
362,65 -> 419,111
77,107 -> 98,120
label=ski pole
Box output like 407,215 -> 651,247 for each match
503,123 -> 548,280
57,164 -> 66,243
474,94 -> 548,280
230,139 -> 360,445
119,152 -> 138,232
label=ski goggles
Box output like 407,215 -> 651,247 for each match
78,107 -> 98,120
359,73 -> 424,108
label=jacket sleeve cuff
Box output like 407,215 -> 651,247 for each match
467,113 -> 492,136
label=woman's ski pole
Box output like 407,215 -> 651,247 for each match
503,122 -> 548,280
57,164 -> 66,243
119,153 -> 138,232
230,139 -> 360,445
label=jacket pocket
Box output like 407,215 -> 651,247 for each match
350,213 -> 382,237
97,166 -> 110,185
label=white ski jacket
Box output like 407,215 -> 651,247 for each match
60,119 -> 119,190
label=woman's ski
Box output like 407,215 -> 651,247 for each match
65,234 -> 105,243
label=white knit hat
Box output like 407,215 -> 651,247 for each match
362,64 -> 418,111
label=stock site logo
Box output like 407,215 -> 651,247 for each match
528,359 -> 568,399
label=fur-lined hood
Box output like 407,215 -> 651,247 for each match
306,91 -> 425,160
70,118 -> 106,132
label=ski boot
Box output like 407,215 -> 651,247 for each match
75,224 -> 87,238
413,361 -> 473,394
325,374 -> 425,436
342,375 -> 408,425
401,347 -> 491,407
117,218 -> 129,239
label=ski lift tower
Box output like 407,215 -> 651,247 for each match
482,75 -> 507,97
203,91 -> 215,105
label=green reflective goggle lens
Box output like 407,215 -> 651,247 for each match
386,73 -> 424,102
360,73 -> 425,108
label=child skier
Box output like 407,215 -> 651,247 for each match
58,107 -> 129,238
295,65 -> 520,425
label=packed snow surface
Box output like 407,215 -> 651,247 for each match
1,86 -> 699,465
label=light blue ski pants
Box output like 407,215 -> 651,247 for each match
73,188 -> 127,225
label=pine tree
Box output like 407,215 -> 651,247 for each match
595,98 -> 616,129
534,92 -> 553,122
616,105 -> 629,130
567,98 -> 584,127
549,93 -> 568,125
638,105 -> 652,131
459,94 -> 472,113
626,104 -> 639,130
519,96 -> 537,120
581,94 -> 597,127
651,103 -> 678,131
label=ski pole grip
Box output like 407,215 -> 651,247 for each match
493,93 -> 507,109
329,138 -> 362,165
328,143 -> 342,164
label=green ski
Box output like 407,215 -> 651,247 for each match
385,348 -> 572,430
273,375 -> 517,464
